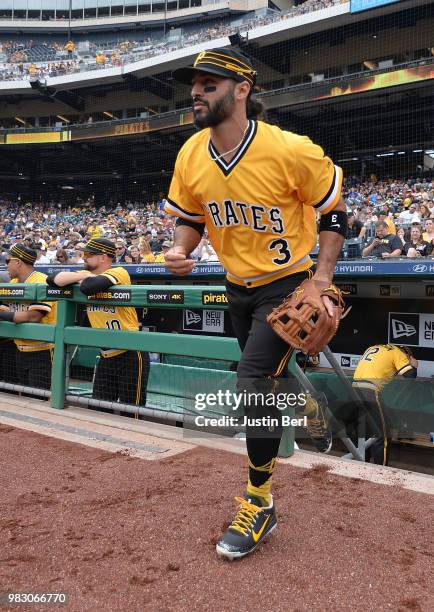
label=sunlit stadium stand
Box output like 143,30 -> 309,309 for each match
0,0 -> 349,84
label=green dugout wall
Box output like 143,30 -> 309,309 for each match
0,283 -> 433,457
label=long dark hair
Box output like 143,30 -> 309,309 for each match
247,93 -> 267,121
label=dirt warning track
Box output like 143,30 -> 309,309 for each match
1,418 -> 433,612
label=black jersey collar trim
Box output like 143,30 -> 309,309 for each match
208,120 -> 257,176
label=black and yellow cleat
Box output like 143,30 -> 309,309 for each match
303,392 -> 332,454
216,495 -> 277,560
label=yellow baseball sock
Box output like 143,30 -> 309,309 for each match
246,478 -> 272,506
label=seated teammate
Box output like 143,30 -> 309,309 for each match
352,344 -> 417,465
0,244 -> 57,390
47,238 -> 149,413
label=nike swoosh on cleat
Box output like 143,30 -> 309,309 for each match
252,515 -> 270,542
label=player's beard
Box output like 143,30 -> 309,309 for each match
193,87 -> 236,129
84,260 -> 97,272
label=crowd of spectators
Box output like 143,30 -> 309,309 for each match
0,0 -> 346,82
342,176 -> 434,258
0,196 -> 219,270
0,176 -> 433,271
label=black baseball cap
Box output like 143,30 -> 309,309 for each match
173,48 -> 257,87
84,238 -> 116,258
8,243 -> 37,265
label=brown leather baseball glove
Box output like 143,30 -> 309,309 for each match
266,278 -> 347,355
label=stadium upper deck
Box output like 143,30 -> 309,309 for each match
0,0 -> 338,32
0,0 -> 347,84
0,0 -> 431,103
0,0 -> 432,200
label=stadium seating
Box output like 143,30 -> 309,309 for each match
0,0 -> 347,81
23,44 -> 57,63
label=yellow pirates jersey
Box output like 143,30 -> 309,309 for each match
166,120 -> 343,287
85,267 -> 139,358
9,271 -> 57,352
353,344 -> 414,391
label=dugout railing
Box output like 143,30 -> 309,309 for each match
0,284 -> 432,460
0,283 -> 300,456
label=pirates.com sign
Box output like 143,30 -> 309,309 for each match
388,312 -> 434,348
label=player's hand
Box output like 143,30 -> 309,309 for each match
381,252 -> 390,258
372,238 -> 381,246
0,305 -> 10,312
164,246 -> 196,276
312,274 -> 335,317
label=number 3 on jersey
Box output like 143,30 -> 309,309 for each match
269,238 -> 292,265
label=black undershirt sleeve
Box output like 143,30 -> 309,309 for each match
402,368 -> 417,378
46,273 -> 63,287
80,275 -> 114,296
175,217 -> 206,236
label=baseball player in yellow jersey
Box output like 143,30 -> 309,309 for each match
47,238 -> 149,411
164,48 -> 348,559
0,244 -> 57,390
353,344 -> 417,465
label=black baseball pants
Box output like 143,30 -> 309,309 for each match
92,350 -> 150,407
226,270 -> 311,488
16,348 -> 53,390
352,386 -> 390,466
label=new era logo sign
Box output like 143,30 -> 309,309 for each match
183,309 -> 225,334
185,310 -> 201,326
388,313 -> 419,346
391,320 -> 416,339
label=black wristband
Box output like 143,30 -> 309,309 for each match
46,273 -> 60,287
0,311 -> 15,322
319,209 -> 348,237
